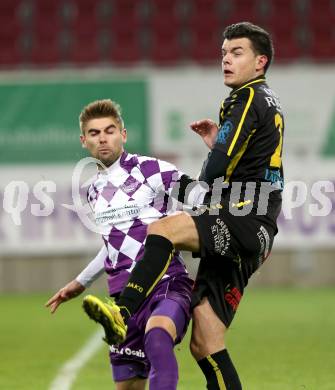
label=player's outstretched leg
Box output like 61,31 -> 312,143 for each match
82,295 -> 127,345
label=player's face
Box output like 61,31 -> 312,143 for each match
221,37 -> 267,88
80,116 -> 127,167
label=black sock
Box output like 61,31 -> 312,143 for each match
117,234 -> 174,323
197,349 -> 242,390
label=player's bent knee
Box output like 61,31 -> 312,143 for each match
147,212 -> 199,251
147,212 -> 186,236
115,378 -> 146,390
145,315 -> 177,341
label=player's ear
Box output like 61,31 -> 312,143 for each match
80,134 -> 87,148
256,54 -> 268,72
121,128 -> 127,144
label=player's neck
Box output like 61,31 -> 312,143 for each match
97,150 -> 126,171
231,74 -> 266,92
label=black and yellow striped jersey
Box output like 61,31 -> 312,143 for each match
199,77 -> 284,191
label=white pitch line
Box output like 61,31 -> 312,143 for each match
48,330 -> 104,390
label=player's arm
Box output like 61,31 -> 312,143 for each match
195,88 -> 258,184
45,245 -> 107,314
75,245 -> 107,288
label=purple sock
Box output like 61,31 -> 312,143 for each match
144,327 -> 178,390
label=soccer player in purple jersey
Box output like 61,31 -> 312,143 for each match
46,99 -> 204,390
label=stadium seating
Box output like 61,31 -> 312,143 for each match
308,21 -> 335,61
0,0 -> 27,66
224,0 -> 260,24
148,0 -> 180,17
1,0 -> 335,67
108,17 -> 144,65
30,30 -> 63,66
113,0 -> 145,19
0,0 -> 25,19
29,1 -> 64,66
148,19 -> 184,65
306,0 -> 335,61
187,15 -> 222,64
67,31 -> 102,65
0,18 -> 24,66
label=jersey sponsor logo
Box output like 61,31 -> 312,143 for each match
211,218 -> 231,255
126,282 -> 144,293
216,120 -> 233,144
110,345 -> 146,358
257,225 -> 271,264
265,168 -> 284,190
95,201 -> 141,225
224,286 -> 242,312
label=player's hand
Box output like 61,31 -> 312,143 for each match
45,280 -> 86,314
190,119 -> 219,149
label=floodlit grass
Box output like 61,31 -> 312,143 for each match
1,289 -> 334,389
0,293 -> 93,390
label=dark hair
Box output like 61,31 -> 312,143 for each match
223,22 -> 274,73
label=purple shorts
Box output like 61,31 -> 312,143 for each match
109,274 -> 193,382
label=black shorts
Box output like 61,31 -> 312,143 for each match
190,197 -> 281,327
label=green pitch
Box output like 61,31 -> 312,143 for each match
0,289 -> 334,389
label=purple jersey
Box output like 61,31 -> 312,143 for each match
87,151 -> 189,295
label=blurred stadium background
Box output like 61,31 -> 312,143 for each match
0,0 -> 334,389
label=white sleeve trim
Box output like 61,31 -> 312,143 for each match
76,245 -> 107,287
